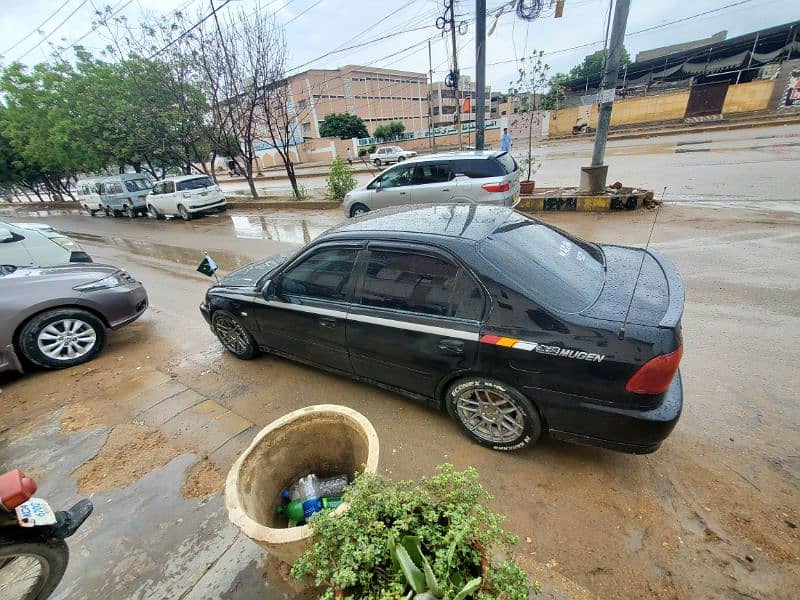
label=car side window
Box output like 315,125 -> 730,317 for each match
280,247 -> 357,301
164,182 -> 175,194
380,166 -> 413,188
152,183 -> 163,195
453,159 -> 502,178
360,249 -> 466,318
413,163 -> 451,185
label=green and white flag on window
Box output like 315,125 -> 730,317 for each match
197,254 -> 218,277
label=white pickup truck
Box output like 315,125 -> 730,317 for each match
369,146 -> 417,166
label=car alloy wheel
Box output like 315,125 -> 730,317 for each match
20,308 -> 106,369
446,377 -> 541,451
212,311 -> 256,359
374,158 -> 381,166
37,319 -> 97,361
125,205 -> 136,219
178,205 -> 192,221
397,156 -> 405,161
148,204 -> 163,220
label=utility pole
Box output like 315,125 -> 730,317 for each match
475,0 -> 486,150
579,0 -> 631,193
448,1 -> 461,149
428,40 -> 436,151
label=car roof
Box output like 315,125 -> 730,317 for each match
322,204 -> 514,242
160,174 -> 212,182
382,150 -> 506,167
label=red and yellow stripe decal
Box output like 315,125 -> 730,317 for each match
479,334 -> 538,351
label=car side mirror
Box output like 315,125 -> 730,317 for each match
262,279 -> 276,299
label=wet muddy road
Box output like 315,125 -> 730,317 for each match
1,205 -> 799,599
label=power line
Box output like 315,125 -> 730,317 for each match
0,0 -> 74,58
284,0 -> 325,26
15,0 -> 91,62
146,0 -> 235,59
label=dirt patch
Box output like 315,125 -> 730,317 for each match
181,459 -> 225,498
73,424 -> 180,493
60,402 -> 107,433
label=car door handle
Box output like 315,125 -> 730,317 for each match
319,317 -> 337,328
399,191 -> 406,195
441,189 -> 450,192
438,339 -> 464,355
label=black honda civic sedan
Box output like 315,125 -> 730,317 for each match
200,205 -> 684,454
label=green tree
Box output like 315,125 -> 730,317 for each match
566,47 -> 631,81
373,121 -> 405,140
318,113 -> 368,139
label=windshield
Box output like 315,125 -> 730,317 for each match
177,177 -> 215,191
478,213 -> 605,313
125,178 -> 151,192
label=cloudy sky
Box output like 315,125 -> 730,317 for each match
0,0 -> 797,91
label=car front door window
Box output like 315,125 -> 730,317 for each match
279,247 -> 357,301
379,166 -> 413,189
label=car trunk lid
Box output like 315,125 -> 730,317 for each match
581,245 -> 684,328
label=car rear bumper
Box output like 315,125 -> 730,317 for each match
527,370 -> 683,454
188,198 -> 227,213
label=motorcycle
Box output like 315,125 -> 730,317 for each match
0,470 -> 92,599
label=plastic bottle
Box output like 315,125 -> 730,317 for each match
297,474 -> 322,520
318,475 -> 348,498
282,474 -> 348,502
276,499 -> 304,522
321,497 -> 343,510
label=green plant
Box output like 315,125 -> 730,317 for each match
326,156 -> 357,199
294,182 -> 310,199
358,148 -> 369,157
510,50 -> 550,181
291,464 -> 533,600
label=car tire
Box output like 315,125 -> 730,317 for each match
212,310 -> 257,360
19,308 -> 106,370
112,209 -> 121,217
397,156 -> 405,162
178,204 -> 192,221
349,203 -> 369,218
103,206 -> 111,217
373,158 -> 381,166
148,204 -> 165,220
124,205 -> 137,219
445,377 -> 542,451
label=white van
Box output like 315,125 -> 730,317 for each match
99,173 -> 153,218
0,221 -> 92,267
76,178 -> 104,216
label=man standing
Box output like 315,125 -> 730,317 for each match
346,147 -> 353,165
500,127 -> 512,152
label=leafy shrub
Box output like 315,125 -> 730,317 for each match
291,464 -> 534,599
326,156 -> 357,199
358,148 -> 369,157
373,121 -> 405,140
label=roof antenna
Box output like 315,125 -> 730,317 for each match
618,187 -> 666,340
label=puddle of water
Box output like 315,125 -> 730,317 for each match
229,214 -> 335,244
68,232 -> 258,271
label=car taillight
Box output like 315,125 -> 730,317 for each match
626,344 -> 683,395
481,182 -> 511,193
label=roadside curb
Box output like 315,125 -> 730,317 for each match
518,188 -> 653,212
224,199 -> 341,210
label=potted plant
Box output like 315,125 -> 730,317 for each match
291,464 -> 536,599
510,51 -> 549,195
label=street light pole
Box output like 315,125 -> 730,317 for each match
475,0 -> 487,150
579,0 -> 631,193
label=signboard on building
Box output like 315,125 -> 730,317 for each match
786,70 -> 800,107
355,118 -> 505,147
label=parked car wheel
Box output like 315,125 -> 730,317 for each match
124,205 -> 137,219
83,204 -> 95,216
103,206 -> 111,217
397,156 -> 405,161
373,158 -> 382,166
349,203 -> 370,218
178,205 -> 192,221
212,310 -> 257,359
148,204 -> 165,220
19,308 -> 106,369
445,377 -> 542,451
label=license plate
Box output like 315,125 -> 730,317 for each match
15,498 -> 57,527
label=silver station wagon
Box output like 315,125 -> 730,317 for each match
342,151 -> 520,218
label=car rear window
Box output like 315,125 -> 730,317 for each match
177,177 -> 215,191
453,158 -> 505,178
495,152 -> 517,174
124,178 -> 151,192
478,213 -> 605,313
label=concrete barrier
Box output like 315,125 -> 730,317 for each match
517,188 -> 654,212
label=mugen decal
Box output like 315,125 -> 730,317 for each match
480,335 -> 605,363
